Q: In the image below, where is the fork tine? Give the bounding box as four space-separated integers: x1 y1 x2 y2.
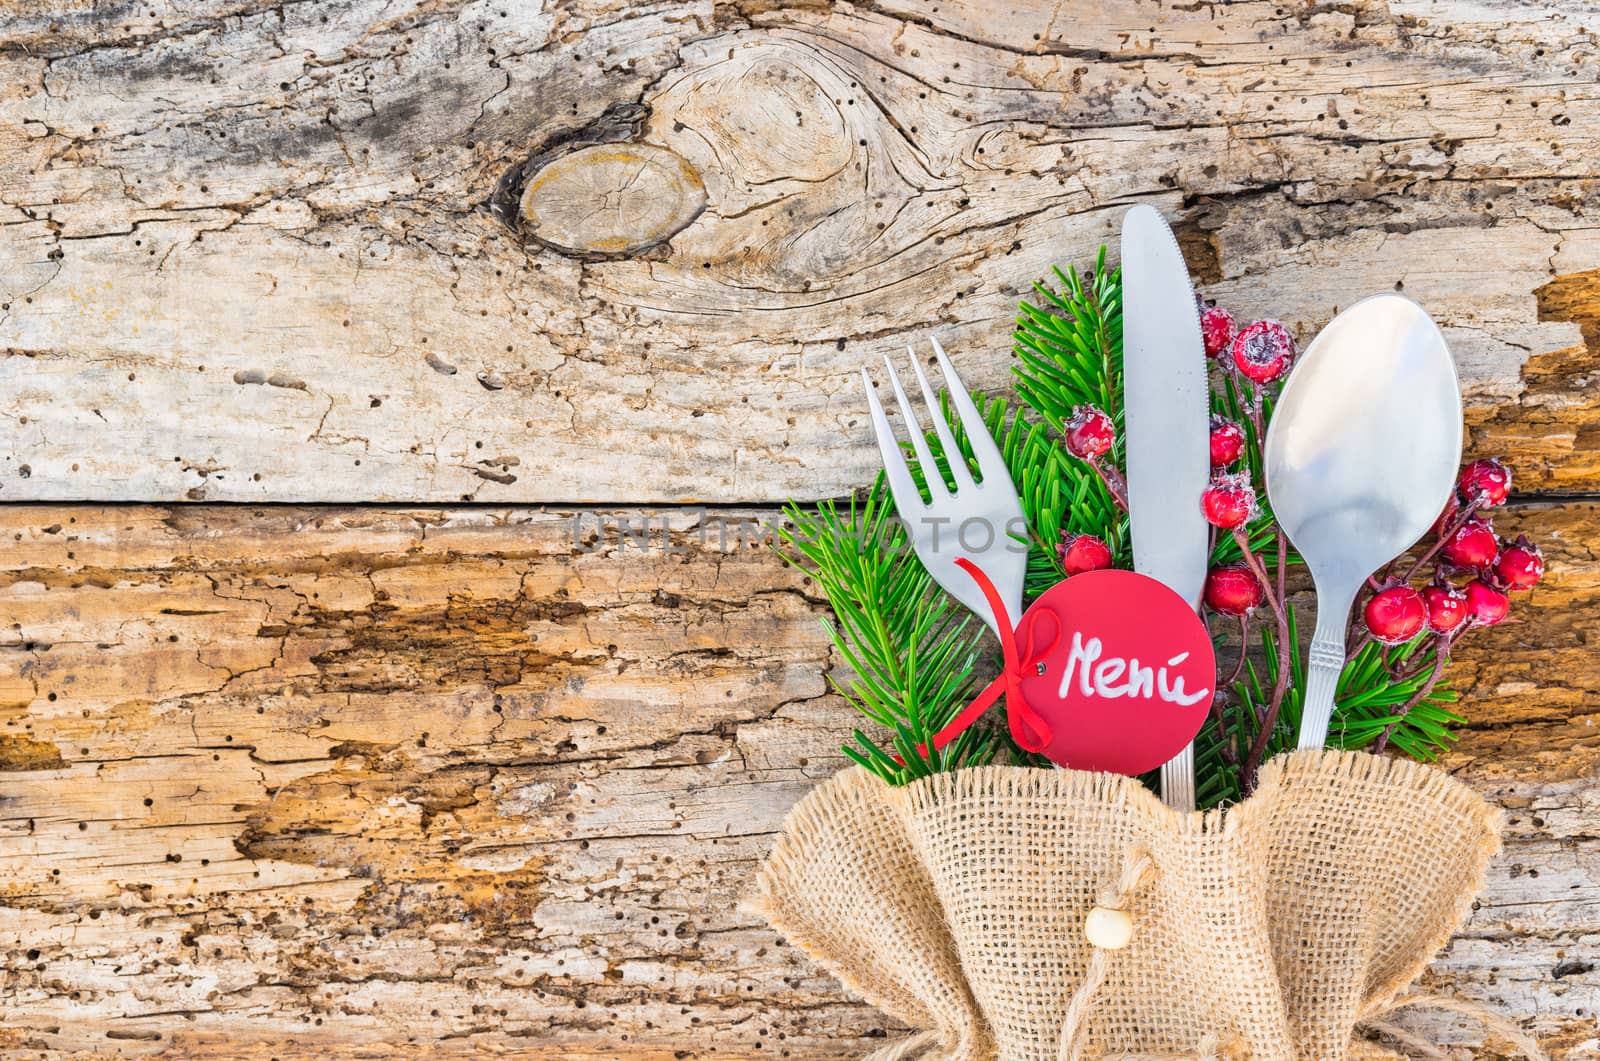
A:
861 367 926 518
882 353 948 500
908 346 975 492
930 337 1008 488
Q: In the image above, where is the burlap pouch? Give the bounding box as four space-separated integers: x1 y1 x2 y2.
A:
752 749 1535 1061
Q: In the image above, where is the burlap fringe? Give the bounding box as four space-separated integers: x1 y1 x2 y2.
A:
753 749 1538 1061
1360 993 1548 1059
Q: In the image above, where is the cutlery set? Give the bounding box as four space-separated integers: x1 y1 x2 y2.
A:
860 206 1463 809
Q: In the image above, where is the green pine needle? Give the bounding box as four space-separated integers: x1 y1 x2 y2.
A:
776 481 1000 784
779 250 1463 799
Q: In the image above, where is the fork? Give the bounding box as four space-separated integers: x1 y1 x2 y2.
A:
861 337 1028 643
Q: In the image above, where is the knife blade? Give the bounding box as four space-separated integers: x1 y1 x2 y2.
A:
1121 204 1212 811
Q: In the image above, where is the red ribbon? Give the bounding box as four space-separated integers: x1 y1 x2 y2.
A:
922 557 1062 756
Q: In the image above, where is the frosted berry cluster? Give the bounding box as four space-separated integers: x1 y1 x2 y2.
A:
1359 457 1540 646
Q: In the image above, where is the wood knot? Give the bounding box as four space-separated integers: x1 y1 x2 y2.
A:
519 144 706 258
492 103 706 261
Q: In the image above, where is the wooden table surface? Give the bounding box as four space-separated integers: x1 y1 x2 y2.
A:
1 1 1597 1057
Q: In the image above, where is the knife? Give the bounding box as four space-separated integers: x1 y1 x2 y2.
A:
1120 205 1212 812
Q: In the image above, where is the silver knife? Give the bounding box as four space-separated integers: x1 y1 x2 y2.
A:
1121 205 1212 812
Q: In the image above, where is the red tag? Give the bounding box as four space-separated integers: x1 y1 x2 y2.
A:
1018 569 1214 775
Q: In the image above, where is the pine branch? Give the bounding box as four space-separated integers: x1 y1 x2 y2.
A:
776 482 1000 784
779 249 1467 799
1011 253 1129 569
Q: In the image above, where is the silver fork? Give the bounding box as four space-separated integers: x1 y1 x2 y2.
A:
861 337 1027 641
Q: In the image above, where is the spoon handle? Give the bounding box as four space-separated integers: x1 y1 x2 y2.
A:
1160 747 1194 812
1298 587 1354 749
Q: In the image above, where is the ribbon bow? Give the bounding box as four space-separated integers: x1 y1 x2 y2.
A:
924 557 1062 756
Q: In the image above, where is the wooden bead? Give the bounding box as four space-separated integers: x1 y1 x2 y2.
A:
1084 905 1134 950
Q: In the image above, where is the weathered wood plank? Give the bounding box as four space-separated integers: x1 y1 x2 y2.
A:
0 502 1594 1057
1 0 1597 502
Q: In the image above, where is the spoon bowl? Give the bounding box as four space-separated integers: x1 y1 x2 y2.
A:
1264 293 1462 749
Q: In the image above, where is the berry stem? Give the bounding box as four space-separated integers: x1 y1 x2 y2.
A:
1370 638 1452 755
1400 498 1482 585
1400 641 1441 683
1345 627 1372 663
1224 613 1251 689
1088 456 1129 511
1274 527 1287 630
1235 526 1293 795
1345 497 1483 662
1230 527 1282 617
1208 689 1240 766
1243 385 1271 456
1380 646 1416 682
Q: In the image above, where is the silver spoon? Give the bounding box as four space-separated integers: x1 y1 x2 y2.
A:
1264 293 1462 750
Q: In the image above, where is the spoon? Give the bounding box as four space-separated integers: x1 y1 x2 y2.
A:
1264 293 1462 750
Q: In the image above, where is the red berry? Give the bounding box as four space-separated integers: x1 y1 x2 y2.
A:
1200 305 1236 359
1209 416 1246 467
1204 564 1264 616
1059 533 1113 576
1364 585 1428 644
1441 519 1498 569
1200 472 1257 530
1064 405 1115 460
1420 584 1469 635
1464 579 1510 626
1230 320 1296 384
1494 537 1544 591
1459 458 1512 507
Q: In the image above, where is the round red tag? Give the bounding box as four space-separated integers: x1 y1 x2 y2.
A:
1015 568 1215 775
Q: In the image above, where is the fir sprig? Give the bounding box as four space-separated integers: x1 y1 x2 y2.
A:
781 250 1469 807
777 483 999 784
1010 251 1129 570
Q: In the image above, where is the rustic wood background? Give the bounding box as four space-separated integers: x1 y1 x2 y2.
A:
1 0 1597 1057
